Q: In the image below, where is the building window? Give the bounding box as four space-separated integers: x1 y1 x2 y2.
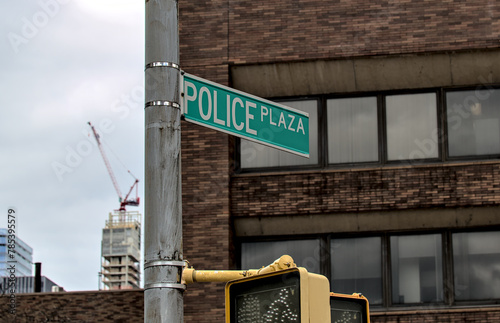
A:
385 93 438 161
390 234 443 304
452 231 500 301
446 89 500 157
327 97 379 164
240 230 500 308
241 239 321 274
238 86 500 172
331 237 383 305
239 100 318 169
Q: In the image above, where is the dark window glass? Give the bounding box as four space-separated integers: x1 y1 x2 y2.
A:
453 231 500 301
447 89 500 157
391 234 443 304
386 93 438 161
331 237 383 305
327 97 379 164
241 239 321 274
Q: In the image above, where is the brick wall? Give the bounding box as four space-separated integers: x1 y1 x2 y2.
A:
0 290 143 323
181 121 233 322
181 0 500 67
231 162 500 217
179 0 229 69
228 0 500 64
179 1 233 321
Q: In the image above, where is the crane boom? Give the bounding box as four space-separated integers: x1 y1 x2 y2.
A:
88 121 123 199
88 122 140 212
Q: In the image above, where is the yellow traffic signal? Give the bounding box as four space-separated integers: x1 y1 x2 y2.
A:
225 267 331 323
330 292 370 323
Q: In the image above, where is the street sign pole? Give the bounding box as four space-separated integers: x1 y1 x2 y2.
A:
145 0 184 322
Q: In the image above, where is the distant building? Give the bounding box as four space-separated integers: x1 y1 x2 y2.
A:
0 228 33 277
0 229 63 294
100 211 141 290
0 276 64 294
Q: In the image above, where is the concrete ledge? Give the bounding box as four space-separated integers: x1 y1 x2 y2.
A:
231 49 500 97
234 206 500 237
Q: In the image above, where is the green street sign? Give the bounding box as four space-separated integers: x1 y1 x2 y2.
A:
181 73 309 157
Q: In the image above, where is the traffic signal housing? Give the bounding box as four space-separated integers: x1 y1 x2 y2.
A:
330 292 370 323
225 267 331 322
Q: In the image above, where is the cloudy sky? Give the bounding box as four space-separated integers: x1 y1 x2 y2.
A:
1 1 146 291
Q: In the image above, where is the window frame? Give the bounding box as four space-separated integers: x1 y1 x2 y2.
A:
444 86 500 161
240 237 323 275
235 86 500 173
325 94 383 166
383 90 442 164
450 229 500 303
237 227 500 310
388 232 445 306
330 235 384 305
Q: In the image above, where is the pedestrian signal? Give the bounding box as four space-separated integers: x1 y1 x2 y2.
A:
225 267 330 323
330 292 370 323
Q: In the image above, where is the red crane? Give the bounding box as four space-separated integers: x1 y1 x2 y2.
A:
88 122 140 212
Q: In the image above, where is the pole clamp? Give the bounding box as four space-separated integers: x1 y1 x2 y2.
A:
144 282 186 290
144 260 186 269
145 61 180 71
144 260 187 290
145 100 180 109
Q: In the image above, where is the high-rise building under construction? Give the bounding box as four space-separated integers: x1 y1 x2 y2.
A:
88 122 142 290
100 210 141 290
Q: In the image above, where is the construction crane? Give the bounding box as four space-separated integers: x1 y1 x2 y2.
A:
88 122 140 212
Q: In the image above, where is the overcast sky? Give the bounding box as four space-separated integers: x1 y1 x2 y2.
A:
1 1 145 291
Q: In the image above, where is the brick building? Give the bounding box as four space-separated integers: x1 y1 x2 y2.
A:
179 0 500 322
1 1 500 322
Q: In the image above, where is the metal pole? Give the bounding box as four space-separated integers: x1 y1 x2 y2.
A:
144 0 183 322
